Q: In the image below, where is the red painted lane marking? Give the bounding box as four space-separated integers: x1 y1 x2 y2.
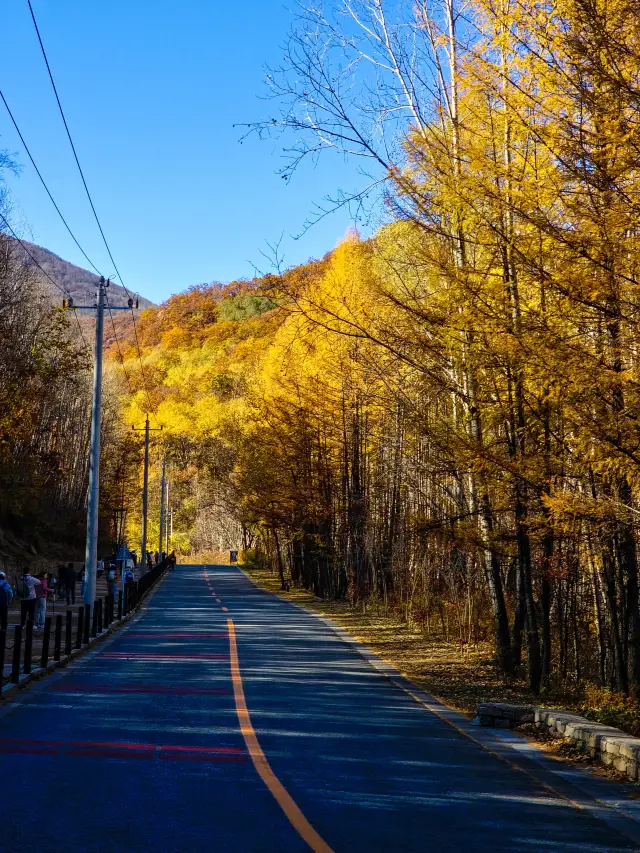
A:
69 749 157 760
159 754 247 763
126 633 227 638
160 745 244 754
100 652 228 660
0 737 68 747
70 740 158 751
49 683 231 696
0 746 60 755
0 737 246 759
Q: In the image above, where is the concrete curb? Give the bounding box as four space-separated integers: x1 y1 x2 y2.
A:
478 701 640 781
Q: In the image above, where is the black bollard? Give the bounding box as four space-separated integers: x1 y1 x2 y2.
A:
0 628 6 681
117 590 123 620
76 606 84 649
11 625 22 683
53 614 63 662
41 617 51 667
65 609 73 656
83 603 90 644
91 601 98 638
97 598 103 634
23 620 34 675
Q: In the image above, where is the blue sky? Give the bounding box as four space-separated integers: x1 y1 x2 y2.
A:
0 1 372 303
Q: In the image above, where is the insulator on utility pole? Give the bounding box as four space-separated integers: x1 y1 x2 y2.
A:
128 297 133 308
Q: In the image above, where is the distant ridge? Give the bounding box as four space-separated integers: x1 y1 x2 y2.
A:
15 240 155 309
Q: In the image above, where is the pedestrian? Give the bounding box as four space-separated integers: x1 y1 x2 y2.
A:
0 570 13 631
124 567 135 584
97 558 105 579
106 564 117 600
80 566 86 599
64 563 76 605
146 552 152 572
57 564 65 600
35 571 48 628
18 568 40 626
48 572 58 602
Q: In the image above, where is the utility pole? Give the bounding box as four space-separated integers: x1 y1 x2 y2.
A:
68 277 140 610
165 478 170 553
132 416 162 571
159 457 167 557
83 278 106 610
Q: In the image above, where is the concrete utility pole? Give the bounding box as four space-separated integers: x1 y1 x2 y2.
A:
83 278 106 610
165 478 170 553
69 277 141 610
132 416 162 571
159 457 167 557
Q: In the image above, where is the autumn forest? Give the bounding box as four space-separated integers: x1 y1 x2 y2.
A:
5 0 640 707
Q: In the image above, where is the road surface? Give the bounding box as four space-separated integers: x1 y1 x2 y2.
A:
0 564 638 852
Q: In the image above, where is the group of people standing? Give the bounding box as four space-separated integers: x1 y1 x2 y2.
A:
0 551 176 634
0 558 137 634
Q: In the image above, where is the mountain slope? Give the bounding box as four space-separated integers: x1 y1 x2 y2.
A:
16 240 155 309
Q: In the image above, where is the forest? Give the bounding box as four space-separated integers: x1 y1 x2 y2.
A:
118 0 640 701
4 0 640 706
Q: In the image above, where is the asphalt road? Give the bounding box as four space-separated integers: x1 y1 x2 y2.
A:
0 564 638 852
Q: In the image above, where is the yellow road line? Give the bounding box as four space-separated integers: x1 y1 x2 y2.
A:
227 618 334 853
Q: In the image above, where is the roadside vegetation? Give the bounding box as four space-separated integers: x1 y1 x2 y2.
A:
114 0 640 732
4 0 640 734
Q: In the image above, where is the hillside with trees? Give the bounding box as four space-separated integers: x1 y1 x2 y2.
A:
116 0 640 708
15 240 155 310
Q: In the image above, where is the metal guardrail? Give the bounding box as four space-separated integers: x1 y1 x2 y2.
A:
1 558 173 688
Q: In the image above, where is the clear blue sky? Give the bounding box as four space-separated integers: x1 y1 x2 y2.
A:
0 1 370 303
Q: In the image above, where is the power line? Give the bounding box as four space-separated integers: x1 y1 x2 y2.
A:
104 290 135 397
0 211 93 358
0 87 102 276
0 83 144 399
26 0 153 412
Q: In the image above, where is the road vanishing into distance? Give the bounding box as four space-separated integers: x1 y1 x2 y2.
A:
1 565 640 852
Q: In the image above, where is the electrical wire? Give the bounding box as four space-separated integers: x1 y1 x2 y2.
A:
104 290 136 397
0 87 102 277
26 0 153 412
0 211 93 358
1 81 146 400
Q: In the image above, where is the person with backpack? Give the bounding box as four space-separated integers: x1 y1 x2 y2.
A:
0 571 13 631
124 567 135 584
34 571 48 629
18 569 40 626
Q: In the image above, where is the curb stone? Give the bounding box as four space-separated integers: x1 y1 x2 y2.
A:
478 701 640 783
